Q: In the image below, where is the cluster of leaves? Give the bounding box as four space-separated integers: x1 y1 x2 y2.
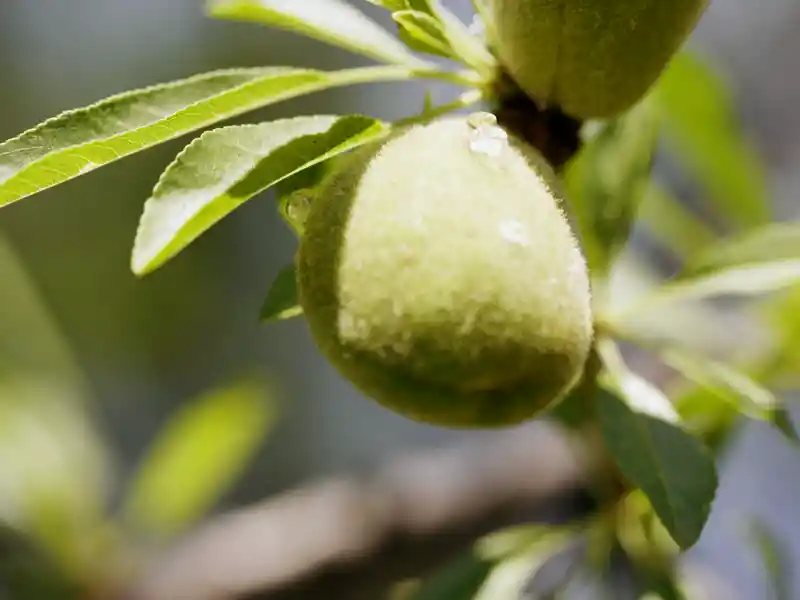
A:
0 1 798 599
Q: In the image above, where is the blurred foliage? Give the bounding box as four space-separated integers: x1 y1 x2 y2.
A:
0 1 798 599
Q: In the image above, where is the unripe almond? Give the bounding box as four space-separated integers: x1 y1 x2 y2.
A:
297 115 593 427
491 0 708 119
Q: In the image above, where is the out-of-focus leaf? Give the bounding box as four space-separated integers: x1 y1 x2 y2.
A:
659 347 798 444
655 52 770 228
122 380 278 539
207 0 428 67
565 93 661 275
0 65 418 207
745 518 792 600
597 388 718 549
475 525 580 600
686 221 800 275
0 237 85 389
408 552 494 600
261 264 302 323
637 185 718 263
132 115 387 275
0 380 112 577
615 260 800 324
759 286 800 388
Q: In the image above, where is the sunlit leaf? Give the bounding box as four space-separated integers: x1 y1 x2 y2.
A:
0 65 424 208
121 380 278 538
746 518 792 600
659 346 799 444
132 114 386 275
261 263 302 322
655 52 770 228
686 221 800 275
597 388 718 549
566 92 661 275
207 0 427 67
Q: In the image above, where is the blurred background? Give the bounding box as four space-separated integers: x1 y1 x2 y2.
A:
0 1 798 598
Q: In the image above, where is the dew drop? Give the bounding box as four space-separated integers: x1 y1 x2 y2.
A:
282 188 314 233
468 14 486 38
498 219 530 247
467 112 508 157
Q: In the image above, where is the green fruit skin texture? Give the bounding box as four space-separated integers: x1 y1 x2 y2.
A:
297 116 593 428
491 0 708 119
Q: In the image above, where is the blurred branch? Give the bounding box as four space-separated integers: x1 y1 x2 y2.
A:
126 421 601 600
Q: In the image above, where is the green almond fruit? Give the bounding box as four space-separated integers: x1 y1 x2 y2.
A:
491 0 709 119
297 114 593 428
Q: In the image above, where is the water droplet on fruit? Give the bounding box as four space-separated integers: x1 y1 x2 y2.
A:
468 14 486 38
467 112 507 157
282 189 314 233
498 219 529 247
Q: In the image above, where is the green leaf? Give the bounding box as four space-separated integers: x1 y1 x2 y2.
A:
686 221 800 275
615 260 800 323
597 389 718 549
746 518 792 600
565 92 661 275
659 347 799 444
394 10 455 59
207 0 428 68
132 115 387 275
402 0 495 75
121 379 278 538
475 525 580 600
597 338 680 423
363 0 408 11
655 52 770 228
408 553 494 600
261 263 302 322
0 65 418 208
637 185 718 263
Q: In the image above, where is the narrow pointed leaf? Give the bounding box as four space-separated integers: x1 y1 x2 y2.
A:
686 221 800 275
394 10 455 59
364 0 408 10
659 347 799 444
207 0 427 67
132 115 387 275
597 339 680 423
565 93 661 274
597 389 718 549
260 263 302 323
655 52 770 228
0 65 415 207
122 380 277 538
403 0 495 73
